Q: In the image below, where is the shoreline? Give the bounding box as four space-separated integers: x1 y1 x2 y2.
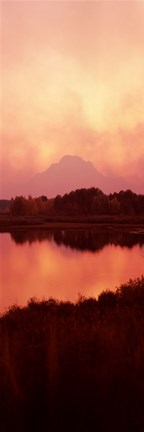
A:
1 215 144 232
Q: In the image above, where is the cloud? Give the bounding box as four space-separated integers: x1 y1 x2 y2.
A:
1 0 144 197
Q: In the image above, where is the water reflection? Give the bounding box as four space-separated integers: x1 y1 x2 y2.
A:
10 228 144 252
0 229 144 314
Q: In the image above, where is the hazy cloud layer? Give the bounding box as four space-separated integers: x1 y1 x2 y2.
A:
1 1 144 196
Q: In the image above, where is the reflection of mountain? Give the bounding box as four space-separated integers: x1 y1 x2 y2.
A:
10 229 144 252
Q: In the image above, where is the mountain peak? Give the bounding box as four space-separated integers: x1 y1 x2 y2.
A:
59 155 87 165
9 154 130 199
59 154 97 172
27 154 128 198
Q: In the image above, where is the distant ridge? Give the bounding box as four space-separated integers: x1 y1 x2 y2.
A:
26 155 128 198
2 155 143 199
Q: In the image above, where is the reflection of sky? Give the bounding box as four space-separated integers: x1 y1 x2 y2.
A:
0 233 144 314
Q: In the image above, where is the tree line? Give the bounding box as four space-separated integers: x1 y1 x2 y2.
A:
2 187 144 216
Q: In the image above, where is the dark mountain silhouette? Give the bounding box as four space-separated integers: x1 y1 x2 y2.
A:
26 155 129 197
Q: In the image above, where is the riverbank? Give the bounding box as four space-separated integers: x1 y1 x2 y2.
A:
0 277 144 431
1 214 144 232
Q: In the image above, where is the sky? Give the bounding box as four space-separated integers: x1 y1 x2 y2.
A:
1 0 144 197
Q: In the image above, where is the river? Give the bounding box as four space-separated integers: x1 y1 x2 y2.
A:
0 227 144 313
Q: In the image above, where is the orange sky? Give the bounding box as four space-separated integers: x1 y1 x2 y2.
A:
1 1 144 195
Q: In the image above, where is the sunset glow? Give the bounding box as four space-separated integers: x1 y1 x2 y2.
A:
1 4 144 428
1 233 144 314
1 1 144 196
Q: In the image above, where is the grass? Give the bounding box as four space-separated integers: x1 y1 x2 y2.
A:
0 214 144 233
0 277 144 431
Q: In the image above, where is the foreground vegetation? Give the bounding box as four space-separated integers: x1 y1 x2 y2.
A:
1 277 144 431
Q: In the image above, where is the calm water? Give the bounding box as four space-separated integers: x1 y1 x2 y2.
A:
0 228 144 314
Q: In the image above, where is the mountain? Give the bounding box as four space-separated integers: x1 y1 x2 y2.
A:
25 155 129 198
126 175 144 195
